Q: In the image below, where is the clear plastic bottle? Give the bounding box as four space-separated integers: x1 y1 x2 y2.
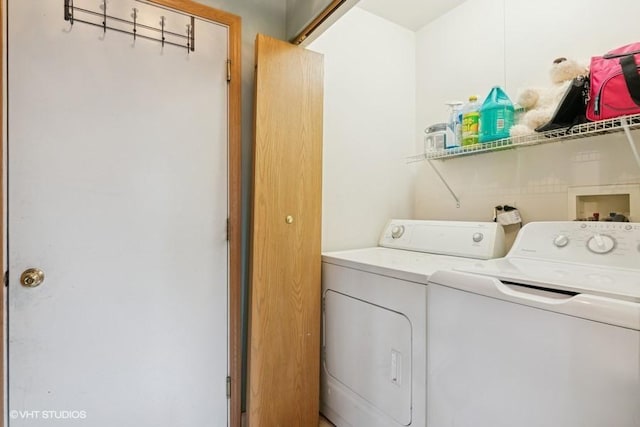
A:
445 101 464 148
461 96 480 146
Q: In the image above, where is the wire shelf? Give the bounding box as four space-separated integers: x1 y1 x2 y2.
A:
407 113 640 163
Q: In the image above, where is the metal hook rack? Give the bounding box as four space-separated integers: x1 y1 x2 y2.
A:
64 0 195 52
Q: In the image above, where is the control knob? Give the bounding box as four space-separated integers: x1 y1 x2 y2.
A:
586 234 616 254
553 235 569 248
391 225 405 239
472 232 484 243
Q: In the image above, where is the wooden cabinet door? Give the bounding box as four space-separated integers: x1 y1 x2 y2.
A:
248 34 324 427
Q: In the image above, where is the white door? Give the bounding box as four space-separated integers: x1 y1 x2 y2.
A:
7 1 229 426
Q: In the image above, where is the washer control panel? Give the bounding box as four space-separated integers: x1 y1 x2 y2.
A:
510 221 640 269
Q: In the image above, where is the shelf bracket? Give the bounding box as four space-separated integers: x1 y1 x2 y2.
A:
427 159 460 208
620 117 640 170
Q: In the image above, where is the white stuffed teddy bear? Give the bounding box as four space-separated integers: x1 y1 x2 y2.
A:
510 57 588 137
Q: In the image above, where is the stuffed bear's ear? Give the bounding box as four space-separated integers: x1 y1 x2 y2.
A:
553 57 567 64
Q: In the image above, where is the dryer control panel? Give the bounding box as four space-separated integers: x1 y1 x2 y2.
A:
509 221 640 270
379 220 506 260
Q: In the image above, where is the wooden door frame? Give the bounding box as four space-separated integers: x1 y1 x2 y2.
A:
0 1 242 426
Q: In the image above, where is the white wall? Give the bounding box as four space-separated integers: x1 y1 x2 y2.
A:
504 0 640 93
415 0 505 136
309 7 416 251
414 0 640 245
416 0 640 128
286 0 334 40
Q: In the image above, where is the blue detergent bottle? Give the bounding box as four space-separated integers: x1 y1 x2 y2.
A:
479 86 514 143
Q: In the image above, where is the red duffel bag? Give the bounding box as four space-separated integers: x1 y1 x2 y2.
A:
586 42 640 121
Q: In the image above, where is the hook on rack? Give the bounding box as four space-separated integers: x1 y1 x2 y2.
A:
64 0 74 24
131 8 138 41
100 0 107 34
160 16 165 48
186 24 191 53
185 17 196 53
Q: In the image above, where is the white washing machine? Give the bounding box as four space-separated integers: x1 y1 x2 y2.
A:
426 221 640 427
320 220 506 427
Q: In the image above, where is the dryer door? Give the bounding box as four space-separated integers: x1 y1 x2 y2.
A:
324 290 412 426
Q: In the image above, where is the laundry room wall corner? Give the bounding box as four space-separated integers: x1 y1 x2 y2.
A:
309 7 416 252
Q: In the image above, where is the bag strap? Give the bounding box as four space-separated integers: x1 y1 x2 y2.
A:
603 48 640 59
620 54 640 106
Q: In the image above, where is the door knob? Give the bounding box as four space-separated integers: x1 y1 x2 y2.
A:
20 268 45 288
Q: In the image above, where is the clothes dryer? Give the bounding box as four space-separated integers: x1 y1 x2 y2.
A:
321 220 505 427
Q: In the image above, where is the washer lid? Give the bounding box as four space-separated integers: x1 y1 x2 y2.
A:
458 257 640 302
322 247 485 284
